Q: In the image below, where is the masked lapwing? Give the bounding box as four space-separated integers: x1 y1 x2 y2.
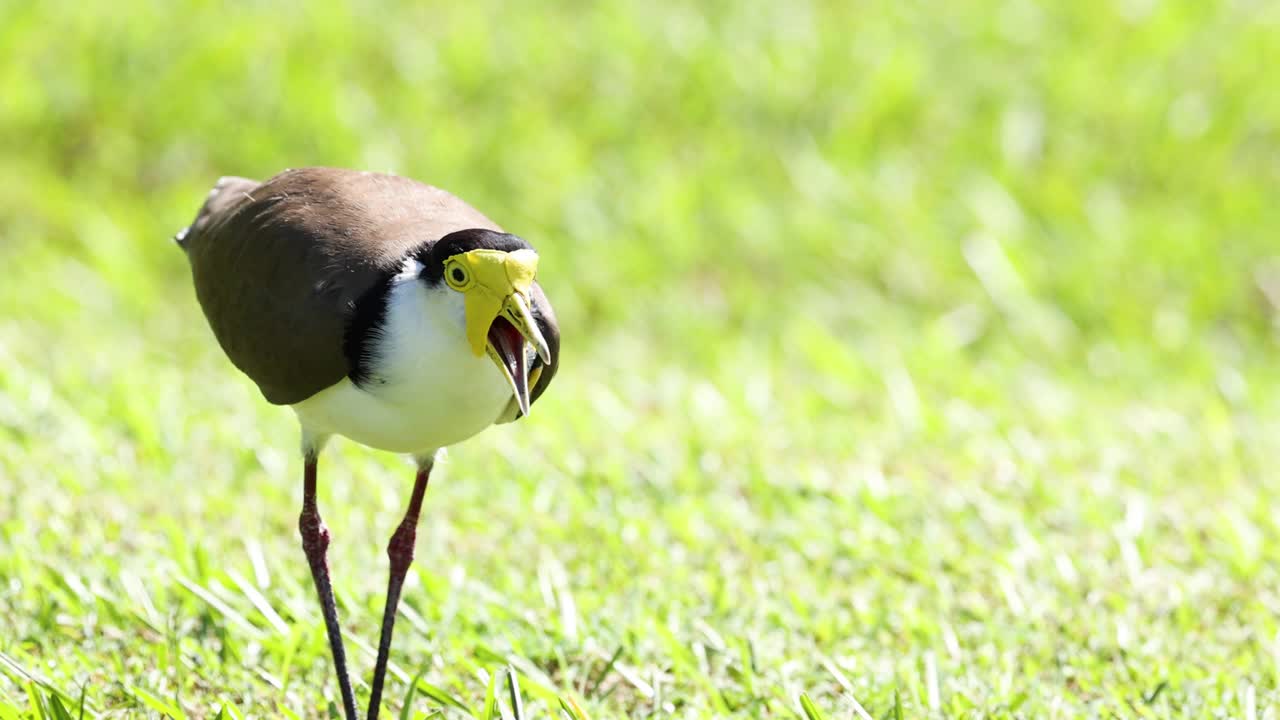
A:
175 167 559 720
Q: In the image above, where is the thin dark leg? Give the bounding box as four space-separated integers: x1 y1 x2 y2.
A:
299 452 359 720
366 459 434 720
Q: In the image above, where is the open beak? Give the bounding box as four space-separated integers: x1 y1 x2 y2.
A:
457 248 550 417
484 291 550 417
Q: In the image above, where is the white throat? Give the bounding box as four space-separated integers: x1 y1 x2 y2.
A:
292 260 515 454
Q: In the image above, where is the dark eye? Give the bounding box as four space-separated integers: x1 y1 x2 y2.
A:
450 267 466 284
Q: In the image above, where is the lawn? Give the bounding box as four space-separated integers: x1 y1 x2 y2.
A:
2 1 1279 717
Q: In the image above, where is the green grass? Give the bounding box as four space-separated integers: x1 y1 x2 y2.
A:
2 0 1279 717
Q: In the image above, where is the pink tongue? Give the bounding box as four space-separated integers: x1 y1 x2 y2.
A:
488 317 529 409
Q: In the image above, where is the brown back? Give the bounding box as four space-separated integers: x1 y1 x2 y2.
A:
179 167 502 405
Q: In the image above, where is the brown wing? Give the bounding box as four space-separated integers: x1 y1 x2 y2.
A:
178 167 502 405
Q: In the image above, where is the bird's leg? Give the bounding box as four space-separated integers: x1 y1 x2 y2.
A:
299 450 359 720
366 454 435 720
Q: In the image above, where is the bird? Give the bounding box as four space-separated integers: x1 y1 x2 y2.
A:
175 167 559 720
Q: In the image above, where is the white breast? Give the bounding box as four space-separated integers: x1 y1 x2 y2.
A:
292 266 514 455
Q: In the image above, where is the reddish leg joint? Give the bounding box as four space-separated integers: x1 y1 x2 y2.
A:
386 514 418 572
300 507 330 559
366 462 433 720
299 455 357 720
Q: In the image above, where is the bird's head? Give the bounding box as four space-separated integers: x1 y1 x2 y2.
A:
421 229 555 418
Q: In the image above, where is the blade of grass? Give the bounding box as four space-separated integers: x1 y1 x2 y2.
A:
227 569 289 635
25 683 45 720
584 646 622 698
399 667 425 720
126 685 185 720
557 695 590 720
48 694 74 720
2 656 84 714
412 677 473 716
797 693 826 720
173 574 264 638
506 666 524 720
482 669 499 720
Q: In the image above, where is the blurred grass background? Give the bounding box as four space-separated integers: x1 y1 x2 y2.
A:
2 0 1279 717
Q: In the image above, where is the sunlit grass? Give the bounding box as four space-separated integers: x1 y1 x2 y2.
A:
2 0 1279 717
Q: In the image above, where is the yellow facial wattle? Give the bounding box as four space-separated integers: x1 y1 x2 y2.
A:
442 248 549 364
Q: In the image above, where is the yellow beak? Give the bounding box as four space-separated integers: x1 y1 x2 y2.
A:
450 248 551 416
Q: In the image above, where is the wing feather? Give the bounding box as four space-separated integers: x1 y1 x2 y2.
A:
179 167 502 405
